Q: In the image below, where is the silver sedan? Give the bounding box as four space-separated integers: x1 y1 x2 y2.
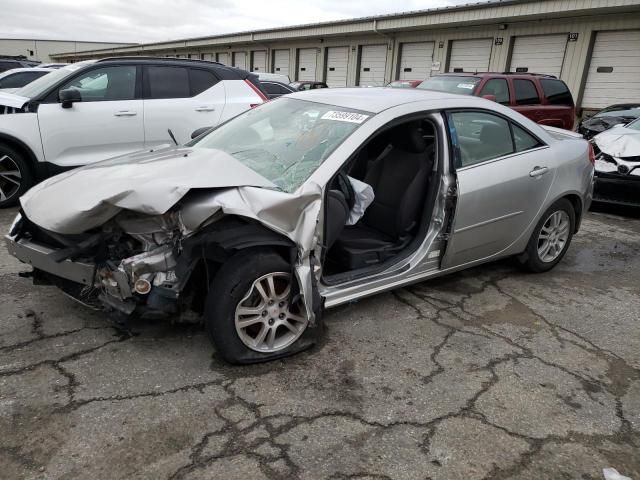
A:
6 88 594 364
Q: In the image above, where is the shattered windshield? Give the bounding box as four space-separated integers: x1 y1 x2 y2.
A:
191 98 371 192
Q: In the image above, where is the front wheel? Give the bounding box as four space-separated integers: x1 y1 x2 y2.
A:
518 199 575 273
0 144 33 208
204 249 321 364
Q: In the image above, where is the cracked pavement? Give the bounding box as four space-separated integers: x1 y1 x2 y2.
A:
0 206 638 480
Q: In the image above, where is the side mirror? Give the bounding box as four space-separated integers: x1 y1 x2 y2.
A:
59 89 81 109
482 94 497 102
191 126 213 139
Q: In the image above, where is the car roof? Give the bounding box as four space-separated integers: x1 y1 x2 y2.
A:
287 87 473 113
434 72 558 79
2 67 51 73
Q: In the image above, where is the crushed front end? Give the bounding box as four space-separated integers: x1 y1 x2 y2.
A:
593 151 640 207
5 210 189 318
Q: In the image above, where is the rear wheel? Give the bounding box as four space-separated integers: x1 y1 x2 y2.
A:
0 144 33 208
518 199 575 273
204 249 321 364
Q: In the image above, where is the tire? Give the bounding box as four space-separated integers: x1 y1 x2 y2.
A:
204 249 323 364
0 144 33 208
518 198 575 273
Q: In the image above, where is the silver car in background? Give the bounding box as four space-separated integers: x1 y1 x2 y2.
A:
6 88 594 364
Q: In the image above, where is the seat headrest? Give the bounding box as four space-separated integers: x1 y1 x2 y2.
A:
390 121 427 153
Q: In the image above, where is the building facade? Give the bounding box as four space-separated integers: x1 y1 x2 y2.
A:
0 39 133 63
49 0 640 112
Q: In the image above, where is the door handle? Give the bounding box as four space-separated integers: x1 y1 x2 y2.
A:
114 111 137 116
195 106 216 112
529 166 549 177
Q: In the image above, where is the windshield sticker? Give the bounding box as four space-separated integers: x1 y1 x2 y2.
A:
457 83 476 90
321 111 369 124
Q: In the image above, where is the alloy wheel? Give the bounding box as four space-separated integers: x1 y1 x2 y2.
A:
0 154 22 202
234 272 308 353
537 210 570 263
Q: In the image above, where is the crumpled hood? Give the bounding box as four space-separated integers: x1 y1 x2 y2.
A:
0 91 30 109
20 146 277 234
582 115 630 133
594 126 640 158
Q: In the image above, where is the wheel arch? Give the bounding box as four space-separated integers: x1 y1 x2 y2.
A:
175 217 297 311
0 132 41 179
561 193 583 233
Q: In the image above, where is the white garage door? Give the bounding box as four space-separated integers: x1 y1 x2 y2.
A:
233 52 247 70
297 48 317 81
201 53 214 61
510 34 567 77
273 49 290 77
325 46 349 87
216 52 229 65
252 51 267 72
448 39 492 73
358 45 387 86
583 30 640 109
399 42 435 80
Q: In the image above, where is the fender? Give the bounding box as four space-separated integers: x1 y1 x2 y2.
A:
0 132 48 179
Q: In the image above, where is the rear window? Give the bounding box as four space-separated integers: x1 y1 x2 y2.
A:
513 79 540 106
540 79 574 106
418 76 481 95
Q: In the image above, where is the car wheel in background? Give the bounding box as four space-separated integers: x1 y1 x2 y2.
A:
0 144 32 208
518 198 575 273
204 249 322 364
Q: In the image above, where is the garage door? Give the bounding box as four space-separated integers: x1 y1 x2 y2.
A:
399 42 434 80
273 49 290 77
448 39 492 73
325 46 349 87
582 30 640 109
216 52 229 65
297 48 317 81
509 34 567 77
233 52 247 70
252 51 267 72
201 53 214 61
358 45 387 86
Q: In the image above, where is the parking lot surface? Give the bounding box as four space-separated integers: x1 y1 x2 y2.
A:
1 205 639 480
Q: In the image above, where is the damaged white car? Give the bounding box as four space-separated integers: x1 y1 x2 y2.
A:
6 89 594 364
592 117 640 206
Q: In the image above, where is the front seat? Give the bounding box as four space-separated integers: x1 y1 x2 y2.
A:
333 122 434 270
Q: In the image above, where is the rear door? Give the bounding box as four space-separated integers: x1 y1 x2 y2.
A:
142 65 223 147
37 64 144 167
441 110 556 267
510 78 544 123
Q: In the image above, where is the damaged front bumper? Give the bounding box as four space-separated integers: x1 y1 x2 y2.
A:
593 154 640 206
5 215 183 316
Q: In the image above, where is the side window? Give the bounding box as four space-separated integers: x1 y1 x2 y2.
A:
60 66 137 101
145 66 189 99
513 79 540 105
512 124 542 152
261 82 279 95
0 71 45 89
478 79 510 104
448 111 514 167
189 68 219 96
540 79 574 106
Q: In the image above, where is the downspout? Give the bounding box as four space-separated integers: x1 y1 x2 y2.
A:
372 19 395 84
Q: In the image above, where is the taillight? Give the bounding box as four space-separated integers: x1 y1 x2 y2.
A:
587 142 596 165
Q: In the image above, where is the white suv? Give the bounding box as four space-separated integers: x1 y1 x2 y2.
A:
0 57 268 206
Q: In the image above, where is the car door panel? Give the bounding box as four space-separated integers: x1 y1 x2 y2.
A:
142 66 224 147
442 110 556 267
37 65 143 167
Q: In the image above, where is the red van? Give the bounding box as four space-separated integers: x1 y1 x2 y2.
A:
418 73 575 130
